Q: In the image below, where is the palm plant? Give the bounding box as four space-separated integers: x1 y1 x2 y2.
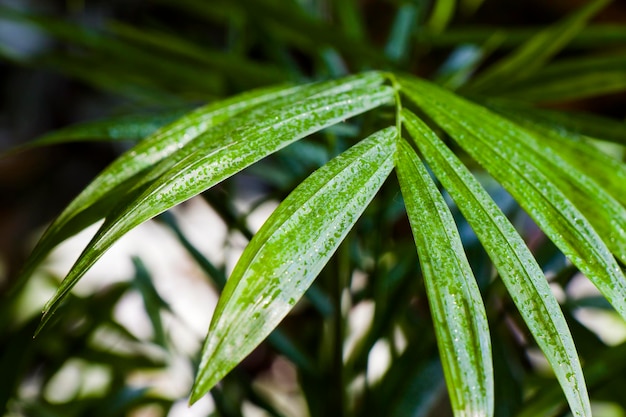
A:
2 0 626 416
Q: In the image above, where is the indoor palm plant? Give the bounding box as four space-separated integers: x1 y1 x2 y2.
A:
2 0 626 416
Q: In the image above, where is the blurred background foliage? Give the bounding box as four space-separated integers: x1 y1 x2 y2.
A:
1 0 626 416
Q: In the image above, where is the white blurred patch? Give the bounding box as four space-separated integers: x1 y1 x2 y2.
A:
366 339 392 385
343 300 375 361
568 273 626 346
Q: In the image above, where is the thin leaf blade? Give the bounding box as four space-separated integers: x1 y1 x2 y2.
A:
37 84 394 333
22 71 387 284
399 76 626 322
18 83 298 282
465 0 609 93
396 138 493 417
190 126 397 402
402 109 590 417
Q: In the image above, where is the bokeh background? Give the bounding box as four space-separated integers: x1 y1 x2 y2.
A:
1 1 626 416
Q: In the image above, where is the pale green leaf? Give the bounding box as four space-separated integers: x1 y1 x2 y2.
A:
36 82 394 333
190 127 397 403
465 0 609 93
399 76 626 322
396 138 492 417
402 110 590 417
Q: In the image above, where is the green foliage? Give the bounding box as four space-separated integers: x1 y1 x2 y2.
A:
2 0 626 416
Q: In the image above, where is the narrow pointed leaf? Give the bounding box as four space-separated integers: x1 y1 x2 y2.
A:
465 0 609 93
488 53 626 101
479 110 626 265
19 83 298 281
108 21 288 86
37 84 394 333
190 127 397 403
396 139 492 417
403 110 590 417
4 108 189 155
490 109 626 208
399 76 626 322
23 71 387 284
458 106 626 265
481 98 626 146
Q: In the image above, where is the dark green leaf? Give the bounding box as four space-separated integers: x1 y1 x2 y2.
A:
465 0 609 93
414 24 626 50
20 109 190 148
482 98 626 146
494 71 626 102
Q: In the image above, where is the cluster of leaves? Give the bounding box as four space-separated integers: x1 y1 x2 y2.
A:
3 0 626 416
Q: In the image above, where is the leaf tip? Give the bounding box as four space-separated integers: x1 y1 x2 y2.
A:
33 310 51 338
188 376 211 406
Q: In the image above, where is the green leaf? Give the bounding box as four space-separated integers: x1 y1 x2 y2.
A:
36 81 394 334
334 0 366 40
385 2 420 62
481 98 626 146
160 0 388 68
434 33 504 90
0 5 226 96
21 72 386 283
465 0 609 93
18 83 298 284
399 76 626 322
108 21 288 87
414 24 626 50
494 71 626 102
395 138 492 417
490 53 626 102
468 115 626 266
18 108 190 148
402 109 591 417
460 0 485 15
19 74 372 291
190 126 397 403
427 0 456 33
483 107 626 263
489 106 626 208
